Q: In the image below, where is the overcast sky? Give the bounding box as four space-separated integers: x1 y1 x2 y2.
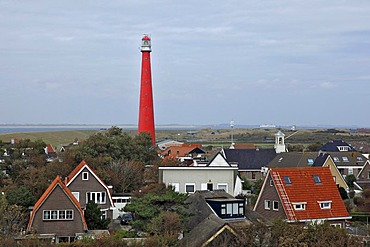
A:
1 1 370 127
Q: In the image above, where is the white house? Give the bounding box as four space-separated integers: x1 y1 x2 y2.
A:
159 152 242 196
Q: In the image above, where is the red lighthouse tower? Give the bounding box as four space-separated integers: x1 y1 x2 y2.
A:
138 35 156 145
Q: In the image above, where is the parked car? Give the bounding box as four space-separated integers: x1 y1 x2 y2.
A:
120 213 133 225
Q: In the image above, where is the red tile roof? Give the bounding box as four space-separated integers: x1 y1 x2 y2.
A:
161 144 203 159
27 176 88 232
269 167 349 222
65 160 88 184
46 144 56 153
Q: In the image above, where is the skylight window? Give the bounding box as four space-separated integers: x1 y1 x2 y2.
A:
333 157 339 162
307 158 314 165
283 176 291 185
357 156 363 162
313 175 321 184
342 157 349 162
278 157 283 162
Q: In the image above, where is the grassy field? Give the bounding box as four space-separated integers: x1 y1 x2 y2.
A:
0 127 369 149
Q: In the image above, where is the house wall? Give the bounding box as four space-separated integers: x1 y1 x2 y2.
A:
67 167 113 219
160 168 237 195
254 174 286 220
30 185 85 236
323 159 348 190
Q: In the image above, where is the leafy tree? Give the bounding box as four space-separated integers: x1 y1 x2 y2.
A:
124 184 189 233
85 201 110 230
0 194 27 236
346 174 357 189
338 186 348 200
5 186 36 208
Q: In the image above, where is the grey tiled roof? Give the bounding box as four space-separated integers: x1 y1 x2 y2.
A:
223 148 277 170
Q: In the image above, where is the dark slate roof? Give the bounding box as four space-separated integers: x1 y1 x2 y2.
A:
312 153 330 167
268 152 319 168
318 140 356 152
223 148 277 170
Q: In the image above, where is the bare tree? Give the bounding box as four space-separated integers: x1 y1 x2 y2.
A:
108 159 144 193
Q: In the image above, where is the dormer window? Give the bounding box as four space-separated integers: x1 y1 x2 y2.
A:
292 202 307 211
307 159 314 165
357 156 363 162
342 157 349 162
318 201 332 209
333 157 339 162
82 172 89 181
338 146 349 152
313 175 321 184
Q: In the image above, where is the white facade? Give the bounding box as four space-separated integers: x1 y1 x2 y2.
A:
159 153 241 196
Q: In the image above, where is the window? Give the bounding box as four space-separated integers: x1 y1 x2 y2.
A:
221 204 226 215
283 176 291 185
307 158 314 165
265 200 271 210
348 168 354 175
169 183 180 192
357 156 363 162
330 223 342 228
43 210 73 220
185 183 195 193
87 192 106 204
273 201 279 211
293 202 307 211
43 211 50 220
101 210 107 220
270 179 274 186
51 210 58 219
318 201 332 209
333 157 339 162
342 157 349 162
59 210 65 219
368 171 370 179
251 172 257 180
313 175 321 184
72 192 80 202
217 183 228 192
82 172 89 180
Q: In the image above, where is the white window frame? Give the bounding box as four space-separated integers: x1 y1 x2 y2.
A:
43 210 74 220
169 183 180 192
292 202 307 211
86 192 107 204
342 157 349 162
82 172 89 181
264 200 271 210
330 223 342 228
217 183 228 192
185 183 196 194
273 201 279 211
348 168 354 175
269 180 273 186
318 200 332 209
